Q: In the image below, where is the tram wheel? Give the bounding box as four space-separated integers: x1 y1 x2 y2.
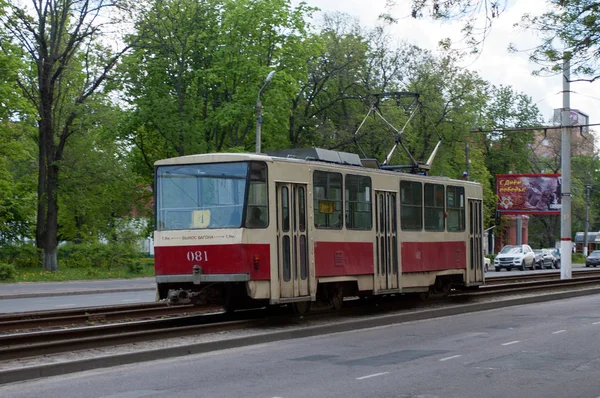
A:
292 301 311 315
223 285 240 313
331 284 344 310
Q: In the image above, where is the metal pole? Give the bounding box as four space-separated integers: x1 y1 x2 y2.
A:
255 71 275 154
255 99 262 154
516 216 522 245
584 181 590 256
465 141 469 180
560 54 572 279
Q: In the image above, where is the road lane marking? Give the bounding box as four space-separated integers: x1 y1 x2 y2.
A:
593 321 600 325
356 372 389 380
439 355 462 362
122 299 142 302
552 330 566 334
502 340 520 346
54 304 76 308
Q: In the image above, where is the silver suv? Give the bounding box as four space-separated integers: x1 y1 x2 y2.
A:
494 244 536 271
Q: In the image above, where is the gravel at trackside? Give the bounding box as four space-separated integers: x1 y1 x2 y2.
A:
1 285 599 372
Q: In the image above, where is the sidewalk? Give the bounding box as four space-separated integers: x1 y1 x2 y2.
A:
0 278 155 299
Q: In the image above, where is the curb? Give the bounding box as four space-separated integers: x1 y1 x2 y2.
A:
0 287 155 300
2 286 600 385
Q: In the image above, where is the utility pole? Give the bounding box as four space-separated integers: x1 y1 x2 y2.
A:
465 141 469 180
584 180 591 256
560 54 572 279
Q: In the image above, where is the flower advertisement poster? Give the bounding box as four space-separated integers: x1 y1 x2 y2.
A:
496 174 561 215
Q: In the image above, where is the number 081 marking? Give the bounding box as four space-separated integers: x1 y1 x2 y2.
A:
187 251 208 262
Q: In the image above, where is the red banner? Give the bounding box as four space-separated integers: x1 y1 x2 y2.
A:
496 174 561 215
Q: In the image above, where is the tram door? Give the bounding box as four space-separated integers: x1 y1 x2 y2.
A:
468 199 484 283
276 183 310 299
375 191 399 291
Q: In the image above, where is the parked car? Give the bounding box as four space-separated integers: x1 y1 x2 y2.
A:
543 248 560 269
484 257 491 272
550 248 561 269
585 250 600 267
494 244 536 271
534 249 555 269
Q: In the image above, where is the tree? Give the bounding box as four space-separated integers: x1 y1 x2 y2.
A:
520 1 600 81
0 21 37 243
122 0 315 179
0 0 138 270
404 0 600 81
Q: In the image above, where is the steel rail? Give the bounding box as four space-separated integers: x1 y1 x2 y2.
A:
3 276 600 362
484 269 600 285
0 303 225 333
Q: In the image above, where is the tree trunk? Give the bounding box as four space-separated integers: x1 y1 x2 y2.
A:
43 163 59 271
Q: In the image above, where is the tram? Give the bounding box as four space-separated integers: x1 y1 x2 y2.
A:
153 148 484 312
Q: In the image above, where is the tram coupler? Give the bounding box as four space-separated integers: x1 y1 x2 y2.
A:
167 289 198 305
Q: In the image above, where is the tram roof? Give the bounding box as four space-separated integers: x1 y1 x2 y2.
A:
154 151 480 186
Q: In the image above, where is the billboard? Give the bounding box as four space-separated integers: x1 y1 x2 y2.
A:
496 174 561 215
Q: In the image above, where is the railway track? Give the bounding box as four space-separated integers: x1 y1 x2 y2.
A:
0 302 222 332
484 268 600 285
4 275 600 362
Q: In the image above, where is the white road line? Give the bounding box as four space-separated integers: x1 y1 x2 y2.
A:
502 340 520 346
122 299 142 302
552 330 567 334
593 321 600 325
54 304 76 308
439 355 462 362
356 372 389 380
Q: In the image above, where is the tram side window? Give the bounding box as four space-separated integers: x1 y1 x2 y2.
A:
400 181 422 230
345 175 372 230
424 183 445 231
446 186 465 232
313 171 343 229
245 162 268 228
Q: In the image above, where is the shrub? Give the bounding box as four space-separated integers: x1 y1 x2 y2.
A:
58 242 144 269
0 244 41 268
0 262 16 280
126 259 144 274
573 253 585 263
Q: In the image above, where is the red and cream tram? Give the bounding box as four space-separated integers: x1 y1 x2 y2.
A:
154 148 484 312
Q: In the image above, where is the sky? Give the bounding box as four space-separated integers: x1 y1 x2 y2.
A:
300 0 600 127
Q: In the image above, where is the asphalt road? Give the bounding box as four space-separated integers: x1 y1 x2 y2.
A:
3 293 600 397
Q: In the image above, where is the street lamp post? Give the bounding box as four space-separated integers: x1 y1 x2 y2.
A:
256 70 275 154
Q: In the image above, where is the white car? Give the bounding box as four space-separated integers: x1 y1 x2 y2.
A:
494 244 536 271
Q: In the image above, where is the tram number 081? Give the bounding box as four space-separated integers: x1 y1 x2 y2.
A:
187 251 208 262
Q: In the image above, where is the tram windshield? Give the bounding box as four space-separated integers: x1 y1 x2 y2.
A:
156 161 267 230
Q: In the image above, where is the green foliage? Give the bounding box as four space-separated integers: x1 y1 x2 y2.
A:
0 244 40 268
58 242 142 269
0 262 16 280
519 0 600 81
8 265 155 282
573 252 586 263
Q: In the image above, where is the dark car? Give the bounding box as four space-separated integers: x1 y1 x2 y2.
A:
586 251 600 267
535 249 555 269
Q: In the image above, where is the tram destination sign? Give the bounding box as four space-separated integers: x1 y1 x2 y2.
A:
496 173 561 215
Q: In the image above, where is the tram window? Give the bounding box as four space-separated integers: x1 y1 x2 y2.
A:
400 181 422 231
245 162 268 228
298 187 306 232
447 186 465 232
345 175 372 230
282 186 290 232
313 171 343 229
424 183 445 231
